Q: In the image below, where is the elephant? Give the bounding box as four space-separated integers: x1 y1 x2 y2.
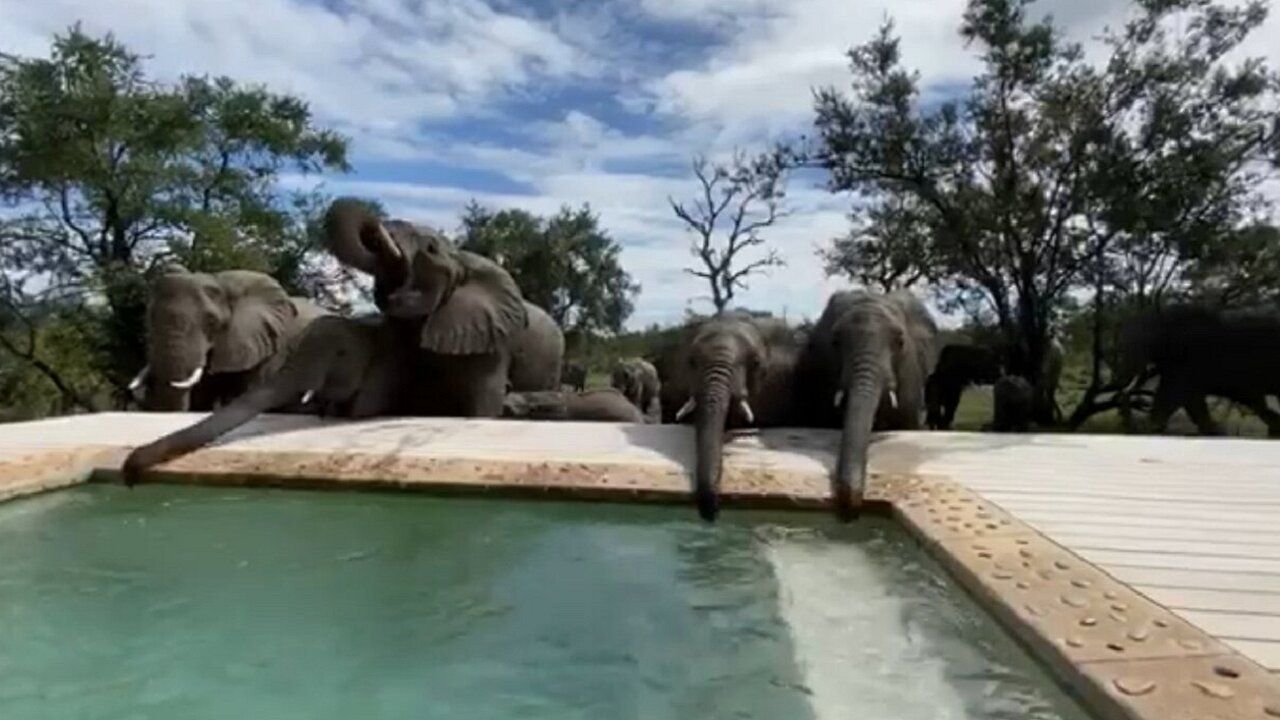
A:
658 312 803 521
1113 303 1280 436
501 388 644 423
129 268 327 412
560 361 587 392
322 199 564 417
797 290 938 520
987 375 1034 432
121 315 415 485
924 343 1002 430
610 357 661 422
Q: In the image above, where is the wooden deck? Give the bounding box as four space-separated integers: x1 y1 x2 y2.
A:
860 431 1280 674
0 413 1278 717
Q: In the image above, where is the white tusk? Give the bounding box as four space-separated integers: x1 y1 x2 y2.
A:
833 390 844 408
675 397 696 421
888 390 899 409
374 223 402 259
300 389 315 405
127 365 150 391
169 366 204 389
738 399 755 425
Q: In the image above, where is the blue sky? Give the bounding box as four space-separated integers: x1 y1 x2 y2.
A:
5 0 1278 329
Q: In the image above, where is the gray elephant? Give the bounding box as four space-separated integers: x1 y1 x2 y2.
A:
797 290 938 520
560 361 587 392
987 375 1034 432
658 312 802 521
924 343 1003 430
121 315 416 485
501 388 644 423
610 357 661 422
322 199 564 417
1113 303 1280 435
129 268 327 412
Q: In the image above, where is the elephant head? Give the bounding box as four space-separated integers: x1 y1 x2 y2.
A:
323 198 527 355
610 358 658 413
668 314 775 522
811 290 935 520
132 269 300 411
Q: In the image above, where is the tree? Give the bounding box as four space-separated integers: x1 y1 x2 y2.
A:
670 150 790 313
0 25 350 411
458 202 639 338
810 0 1280 426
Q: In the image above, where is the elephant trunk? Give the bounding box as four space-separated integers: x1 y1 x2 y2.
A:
323 198 400 276
122 360 323 486
692 359 736 522
833 356 885 522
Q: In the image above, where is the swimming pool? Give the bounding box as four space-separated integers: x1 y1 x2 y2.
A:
0 485 1092 719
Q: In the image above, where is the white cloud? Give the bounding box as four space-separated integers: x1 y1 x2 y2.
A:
0 0 593 136
10 0 1280 331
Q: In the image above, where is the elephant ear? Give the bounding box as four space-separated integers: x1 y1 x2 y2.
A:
208 271 298 373
419 251 527 355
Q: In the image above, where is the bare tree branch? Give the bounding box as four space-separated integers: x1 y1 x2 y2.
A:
670 150 790 312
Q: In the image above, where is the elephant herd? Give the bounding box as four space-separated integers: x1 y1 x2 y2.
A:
121 210 943 523
119 196 1278 522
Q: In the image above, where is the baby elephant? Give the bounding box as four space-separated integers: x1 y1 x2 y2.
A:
988 375 1034 432
121 315 414 485
501 388 644 423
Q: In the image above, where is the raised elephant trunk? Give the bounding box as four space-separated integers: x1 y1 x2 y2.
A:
833 356 886 521
322 198 402 276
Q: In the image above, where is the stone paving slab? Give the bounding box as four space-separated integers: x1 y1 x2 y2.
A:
0 411 1278 720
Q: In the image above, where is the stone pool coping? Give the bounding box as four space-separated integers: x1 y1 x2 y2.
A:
0 412 1277 719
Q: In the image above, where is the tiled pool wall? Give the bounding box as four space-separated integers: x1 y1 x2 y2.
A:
0 432 1277 720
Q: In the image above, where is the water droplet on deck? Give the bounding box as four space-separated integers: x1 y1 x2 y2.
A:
1024 604 1043 617
1061 595 1088 608
1113 677 1156 696
1065 636 1084 648
1054 560 1071 570
1016 581 1031 589
991 570 1014 580
1178 639 1202 650
1212 665 1239 679
1071 579 1091 588
1080 617 1097 627
1127 627 1149 642
1106 642 1124 652
1191 681 1234 699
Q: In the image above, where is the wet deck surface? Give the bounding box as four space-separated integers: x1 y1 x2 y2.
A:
1 412 1278 717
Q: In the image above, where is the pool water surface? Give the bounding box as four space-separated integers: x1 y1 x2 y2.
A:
0 485 1092 720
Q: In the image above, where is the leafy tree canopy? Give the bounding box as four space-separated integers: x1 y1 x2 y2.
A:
809 0 1280 423
0 24 350 410
458 201 640 338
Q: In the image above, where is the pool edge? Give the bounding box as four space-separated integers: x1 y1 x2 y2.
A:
0 435 1277 718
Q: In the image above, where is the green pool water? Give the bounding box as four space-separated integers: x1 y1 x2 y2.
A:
0 485 1092 720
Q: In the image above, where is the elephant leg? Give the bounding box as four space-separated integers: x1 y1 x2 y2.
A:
1146 381 1180 434
1182 395 1223 436
458 353 509 418
941 386 962 430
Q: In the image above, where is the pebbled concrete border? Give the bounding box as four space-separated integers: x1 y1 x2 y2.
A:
0 430 1277 719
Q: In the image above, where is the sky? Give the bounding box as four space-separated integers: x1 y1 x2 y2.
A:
3 0 1280 329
